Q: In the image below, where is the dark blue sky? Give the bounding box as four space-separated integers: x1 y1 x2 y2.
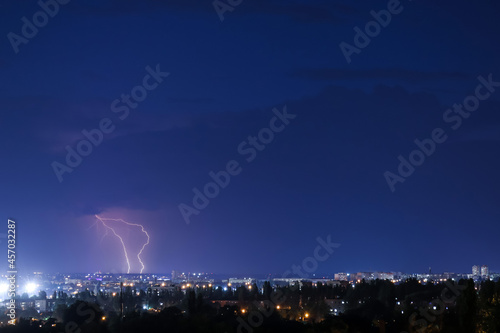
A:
1 0 500 275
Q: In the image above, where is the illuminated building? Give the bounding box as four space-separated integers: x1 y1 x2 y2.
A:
481 265 489 279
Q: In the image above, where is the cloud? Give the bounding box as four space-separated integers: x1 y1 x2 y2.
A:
0 95 195 153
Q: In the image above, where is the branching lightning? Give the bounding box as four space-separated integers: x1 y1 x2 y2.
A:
94 215 150 274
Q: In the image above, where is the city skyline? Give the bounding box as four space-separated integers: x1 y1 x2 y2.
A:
6 264 500 279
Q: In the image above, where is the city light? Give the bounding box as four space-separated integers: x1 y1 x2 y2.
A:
0 269 493 331
25 282 38 294
0 283 9 293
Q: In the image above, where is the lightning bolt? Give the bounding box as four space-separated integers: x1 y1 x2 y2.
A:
87 220 109 244
94 215 150 274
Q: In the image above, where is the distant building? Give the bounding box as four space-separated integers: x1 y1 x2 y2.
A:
490 273 500 281
372 272 394 280
349 272 394 281
481 265 489 279
355 272 370 281
228 278 254 285
171 270 189 282
19 299 35 311
35 300 47 312
472 265 480 276
334 273 348 281
273 278 301 287
324 280 342 287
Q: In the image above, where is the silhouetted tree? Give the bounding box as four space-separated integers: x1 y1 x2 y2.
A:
63 300 108 333
456 279 477 333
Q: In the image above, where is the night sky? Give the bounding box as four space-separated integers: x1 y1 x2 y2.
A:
1 0 499 275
